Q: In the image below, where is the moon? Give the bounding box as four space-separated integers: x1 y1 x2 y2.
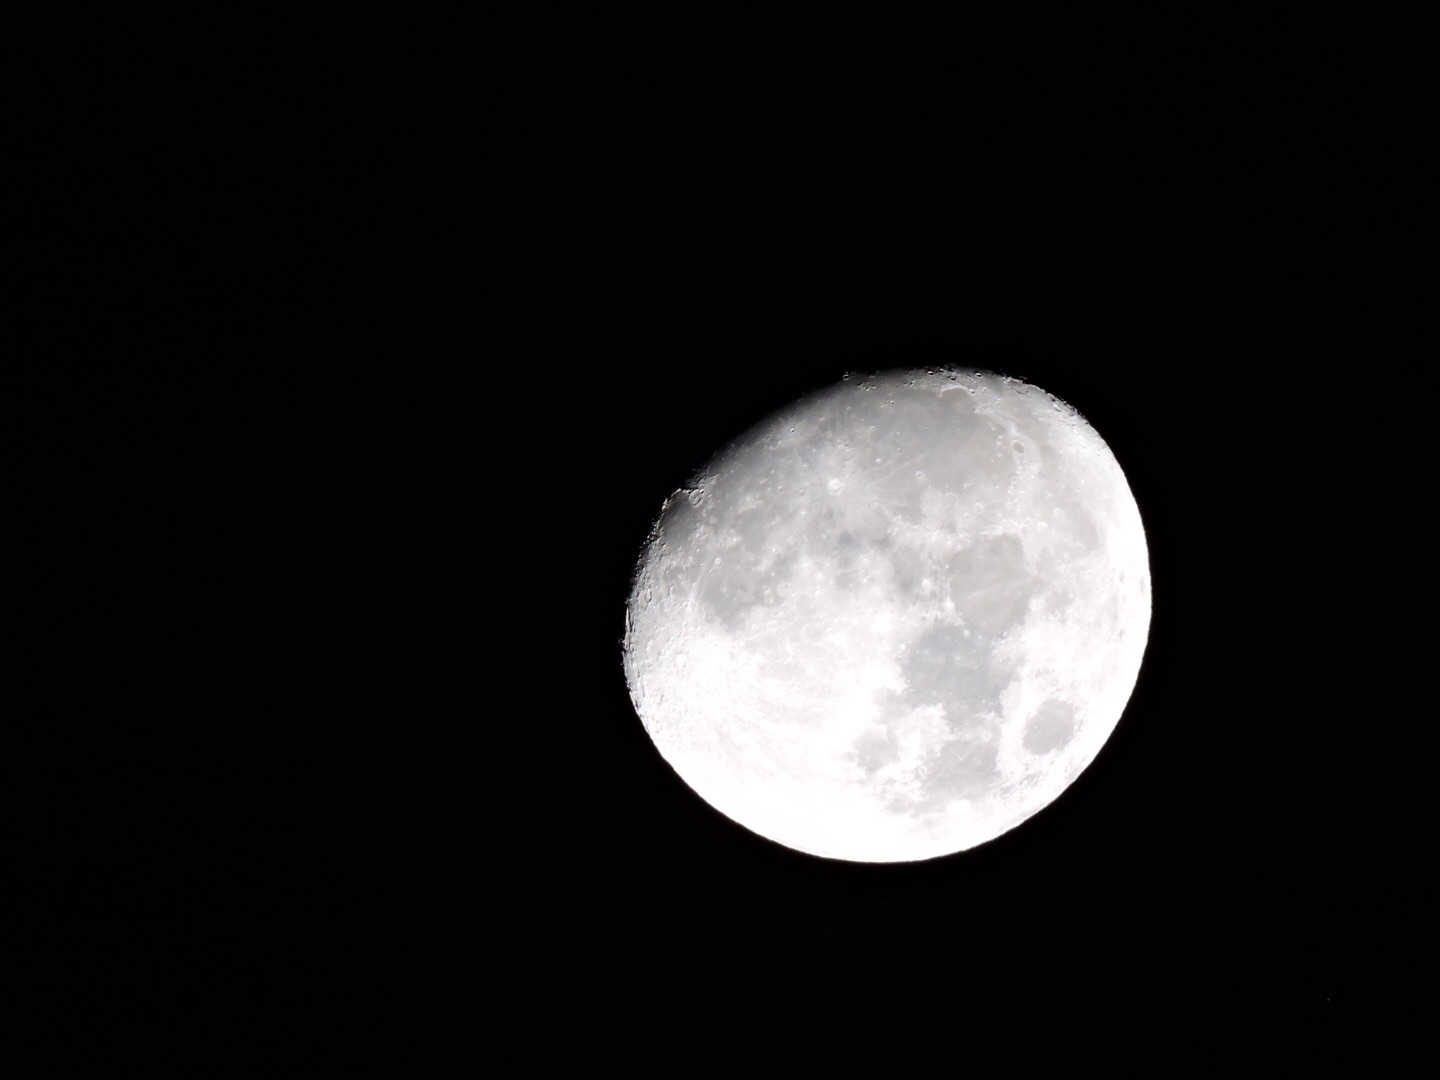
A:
623 368 1150 862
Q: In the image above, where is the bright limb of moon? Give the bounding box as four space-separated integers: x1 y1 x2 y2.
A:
623 368 1150 862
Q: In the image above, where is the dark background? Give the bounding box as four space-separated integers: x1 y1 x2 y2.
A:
9 8 1422 1072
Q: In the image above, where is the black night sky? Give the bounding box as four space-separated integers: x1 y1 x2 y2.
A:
10 9 1422 1073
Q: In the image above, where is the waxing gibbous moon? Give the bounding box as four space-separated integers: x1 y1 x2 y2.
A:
623 368 1150 862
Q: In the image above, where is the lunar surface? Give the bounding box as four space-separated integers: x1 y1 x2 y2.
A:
623 368 1150 862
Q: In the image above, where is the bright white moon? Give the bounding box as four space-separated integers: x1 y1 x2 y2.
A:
623 368 1150 862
